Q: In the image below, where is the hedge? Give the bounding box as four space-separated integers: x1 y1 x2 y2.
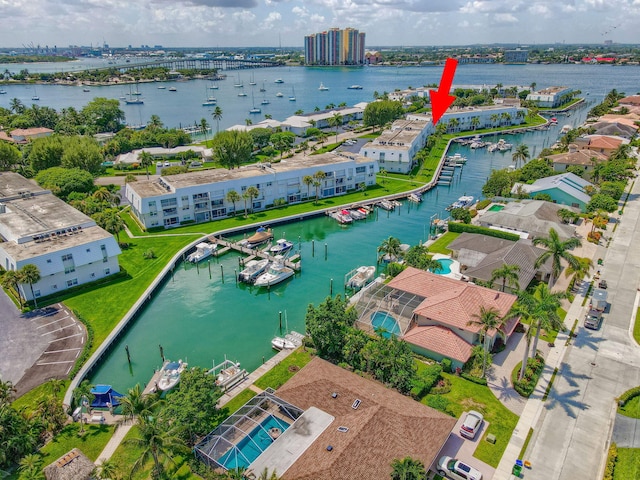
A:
447 222 521 241
460 372 488 385
603 443 617 480
411 363 443 399
617 386 640 407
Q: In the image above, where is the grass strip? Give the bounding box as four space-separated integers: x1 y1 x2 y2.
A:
542 367 559 401
518 427 534 460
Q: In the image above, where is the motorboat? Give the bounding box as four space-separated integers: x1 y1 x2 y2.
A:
0 89 7 94
271 336 296 351
446 195 475 211
377 200 395 211
550 117 558 124
215 361 246 389
254 261 295 287
348 85 363 89
446 153 467 164
157 86 166 89
157 359 187 392
348 209 365 220
82 87 90 92
318 82 329 91
187 242 217 263
347 265 376 289
275 92 284 97
239 258 270 283
250 106 261 114
269 239 294 255
168 87 177 92
560 125 572 134
330 210 353 224
408 192 422 203
238 90 247 97
241 227 273 248
274 78 284 84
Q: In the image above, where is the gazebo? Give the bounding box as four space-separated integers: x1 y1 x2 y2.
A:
90 384 124 408
44 448 95 480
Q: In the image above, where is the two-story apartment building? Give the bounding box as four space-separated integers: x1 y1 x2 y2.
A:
124 152 378 229
0 173 121 301
525 86 574 108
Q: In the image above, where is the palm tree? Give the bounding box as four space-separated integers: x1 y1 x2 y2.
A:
490 264 520 292
533 228 582 286
19 264 41 308
245 118 253 126
147 115 163 129
119 384 162 423
530 82 537 92
199 118 210 144
264 114 272 120
520 283 565 359
512 144 530 169
226 189 241 215
390 456 425 480
490 113 499 127
1 270 23 308
378 168 388 186
18 453 43 478
10 97 24 113
211 106 223 134
609 143 632 161
447 117 459 133
97 459 123 480
564 256 593 292
72 380 95 433
312 171 326 204
329 112 343 143
138 151 154 180
127 416 187 480
256 468 280 480
508 299 538 380
501 112 512 126
377 236 402 263
245 186 260 214
467 306 503 378
470 116 481 131
302 175 314 199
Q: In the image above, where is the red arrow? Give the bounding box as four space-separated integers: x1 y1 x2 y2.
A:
429 58 458 126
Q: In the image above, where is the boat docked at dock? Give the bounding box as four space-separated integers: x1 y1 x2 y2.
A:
209 359 246 391
254 260 295 287
346 265 376 289
446 153 467 164
329 210 354 224
187 242 217 263
446 195 475 211
157 359 187 392
239 227 273 248
238 258 270 283
408 192 422 203
269 239 294 255
377 199 395 211
271 336 296 350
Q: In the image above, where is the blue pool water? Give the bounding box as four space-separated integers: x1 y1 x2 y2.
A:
432 258 453 275
370 311 401 338
218 416 291 470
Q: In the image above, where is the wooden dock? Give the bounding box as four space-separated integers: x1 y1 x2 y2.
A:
210 237 301 271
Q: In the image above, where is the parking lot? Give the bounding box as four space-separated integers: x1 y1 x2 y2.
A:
430 414 496 479
0 298 86 397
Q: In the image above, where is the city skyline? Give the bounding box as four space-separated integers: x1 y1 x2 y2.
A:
1 0 639 49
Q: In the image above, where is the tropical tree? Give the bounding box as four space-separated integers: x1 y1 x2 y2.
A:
390 456 425 480
490 264 520 292
533 228 582 286
19 264 41 308
1 270 23 308
10 97 25 113
467 306 503 377
512 144 530 169
256 467 280 480
564 256 594 292
302 175 314 199
379 168 388 185
97 459 124 480
211 130 253 169
18 453 44 480
328 112 343 143
226 189 241 215
72 380 95 433
93 208 125 242
470 116 481 131
313 170 326 204
199 118 210 144
245 118 253 126
245 186 260 214
447 117 459 133
424 257 444 273
211 106 223 133
138 150 154 180
377 236 402 263
147 114 164 129
509 299 538 381
519 283 564 359
490 113 499 127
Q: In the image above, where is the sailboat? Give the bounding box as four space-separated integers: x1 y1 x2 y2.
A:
249 92 261 114
271 311 304 351
249 73 256 86
238 87 247 97
31 87 40 101
234 73 243 88
124 84 143 104
288 86 296 102
259 82 266 93
261 93 270 105
209 81 219 90
202 87 216 106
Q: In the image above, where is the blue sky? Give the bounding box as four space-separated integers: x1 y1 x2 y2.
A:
1 0 638 48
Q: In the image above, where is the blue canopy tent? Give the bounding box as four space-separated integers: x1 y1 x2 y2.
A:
90 385 124 408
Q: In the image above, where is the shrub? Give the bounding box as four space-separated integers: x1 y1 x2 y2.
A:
431 378 452 395
512 354 545 397
426 394 450 414
386 262 406 277
143 249 156 259
411 363 442 399
448 222 521 241
476 199 492 210
441 358 452 373
460 372 488 385
603 443 617 480
617 386 640 407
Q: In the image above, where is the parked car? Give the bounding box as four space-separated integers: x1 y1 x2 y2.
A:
598 279 608 289
156 161 163 167
460 410 484 439
163 161 171 167
190 161 202 167
437 456 483 480
584 309 603 330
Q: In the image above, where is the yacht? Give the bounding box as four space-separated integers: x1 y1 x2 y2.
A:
348 85 363 90
186 242 217 263
238 258 270 283
157 359 187 392
239 226 273 248
269 239 294 255
347 266 376 289
318 82 329 91
254 261 295 287
157 85 166 89
168 87 177 92
446 195 475 211
408 192 422 203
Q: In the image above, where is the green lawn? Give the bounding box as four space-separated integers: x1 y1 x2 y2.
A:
613 448 640 480
40 423 115 462
428 232 460 255
253 348 313 390
12 380 68 413
518 308 565 345
634 307 640 345
220 388 257 414
422 373 519 468
618 395 640 419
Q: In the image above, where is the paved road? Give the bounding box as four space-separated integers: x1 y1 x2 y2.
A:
523 177 640 479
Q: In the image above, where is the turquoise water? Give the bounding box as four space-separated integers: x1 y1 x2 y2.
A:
433 258 454 275
488 205 505 212
370 311 401 338
218 416 290 469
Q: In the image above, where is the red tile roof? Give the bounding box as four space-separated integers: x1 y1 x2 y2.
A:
587 135 623 150
10 127 54 137
388 267 517 333
276 357 456 480
402 325 474 363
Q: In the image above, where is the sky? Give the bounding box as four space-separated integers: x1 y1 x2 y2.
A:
1 0 639 49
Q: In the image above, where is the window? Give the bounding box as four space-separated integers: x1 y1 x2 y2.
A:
52 284 57 290
86 248 91 253
34 290 40 298
47 259 52 263
104 268 111 275
90 273 95 278
66 278 78 288
101 244 108 263
356 166 366 173
62 254 75 274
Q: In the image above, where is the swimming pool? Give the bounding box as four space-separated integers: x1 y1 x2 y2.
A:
431 258 454 275
370 311 401 338
488 204 505 212
218 416 291 470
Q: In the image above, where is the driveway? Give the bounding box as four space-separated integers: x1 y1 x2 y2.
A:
612 413 640 448
430 415 495 479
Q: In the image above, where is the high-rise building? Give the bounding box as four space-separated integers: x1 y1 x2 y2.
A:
304 27 365 65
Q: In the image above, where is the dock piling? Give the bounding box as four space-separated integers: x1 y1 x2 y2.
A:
324 243 328 261
220 265 224 283
125 345 131 365
208 260 211 279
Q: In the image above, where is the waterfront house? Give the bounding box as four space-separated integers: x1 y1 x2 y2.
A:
511 172 593 212
586 121 637 140
477 199 578 240
124 152 378 229
525 86 574 108
0 127 54 144
0 172 121 302
548 146 608 175
573 134 629 157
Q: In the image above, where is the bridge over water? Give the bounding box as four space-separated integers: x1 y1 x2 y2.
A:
79 57 280 74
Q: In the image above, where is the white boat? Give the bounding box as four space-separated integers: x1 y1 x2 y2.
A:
261 97 270 105
272 336 296 351
82 87 90 92
269 239 294 254
348 209 365 220
215 361 246 389
187 242 217 263
254 261 294 287
347 265 376 289
408 192 422 203
274 78 284 84
560 125 572 134
289 86 296 102
157 359 187 392
168 87 177 92
497 139 513 151
240 227 273 248
348 85 363 90
239 258 270 283
377 200 395 211
209 84 219 90
249 92 261 114
318 82 329 91
275 92 284 97
446 195 475 211
31 87 39 101
157 85 166 89
249 74 257 86
0 89 7 94
330 210 353 224
446 153 467 163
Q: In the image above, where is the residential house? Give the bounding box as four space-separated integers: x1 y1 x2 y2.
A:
447 232 553 291
573 134 628 157
617 95 640 107
477 199 578 240
0 172 121 301
547 145 608 175
0 127 54 144
587 121 637 140
511 172 594 212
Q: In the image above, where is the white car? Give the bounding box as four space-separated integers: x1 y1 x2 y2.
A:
156 161 163 167
460 410 484 439
437 456 482 480
163 161 171 167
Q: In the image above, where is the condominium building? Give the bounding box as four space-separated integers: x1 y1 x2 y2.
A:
304 28 365 65
504 48 529 64
0 172 121 301
526 86 574 108
124 153 378 229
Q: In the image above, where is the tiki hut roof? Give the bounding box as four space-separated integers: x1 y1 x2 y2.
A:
44 448 95 480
